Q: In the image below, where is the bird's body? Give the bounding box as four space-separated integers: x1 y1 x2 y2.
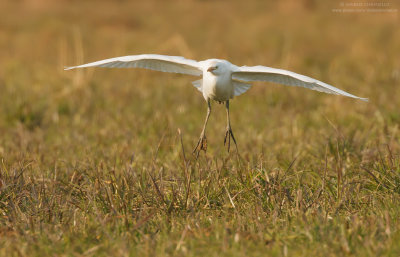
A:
65 54 367 155
201 59 235 101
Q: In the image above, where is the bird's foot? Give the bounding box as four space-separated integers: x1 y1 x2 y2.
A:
193 133 207 158
224 127 238 153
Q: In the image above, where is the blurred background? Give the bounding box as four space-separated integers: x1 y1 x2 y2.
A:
0 0 398 158
0 0 399 255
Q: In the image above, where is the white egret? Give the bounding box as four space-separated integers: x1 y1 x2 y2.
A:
65 54 368 156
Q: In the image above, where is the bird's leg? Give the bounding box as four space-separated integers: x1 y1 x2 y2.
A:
224 100 238 152
193 100 211 157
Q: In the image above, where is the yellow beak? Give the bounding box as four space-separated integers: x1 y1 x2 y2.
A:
207 66 217 72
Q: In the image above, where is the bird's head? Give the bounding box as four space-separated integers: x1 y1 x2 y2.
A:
206 60 228 75
203 59 232 76
207 66 218 73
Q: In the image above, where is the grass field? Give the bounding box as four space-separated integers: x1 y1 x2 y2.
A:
0 0 399 256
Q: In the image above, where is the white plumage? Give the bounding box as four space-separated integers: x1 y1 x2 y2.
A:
65 54 368 155
65 54 367 102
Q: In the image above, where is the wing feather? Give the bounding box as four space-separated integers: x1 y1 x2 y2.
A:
233 80 252 96
65 54 202 76
191 79 203 92
232 65 368 101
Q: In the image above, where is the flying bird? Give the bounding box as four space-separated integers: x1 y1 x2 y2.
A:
65 54 368 156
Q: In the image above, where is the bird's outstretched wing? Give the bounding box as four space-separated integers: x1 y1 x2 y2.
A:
64 54 202 76
232 65 368 101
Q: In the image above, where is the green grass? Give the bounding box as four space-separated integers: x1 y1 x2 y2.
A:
0 0 399 256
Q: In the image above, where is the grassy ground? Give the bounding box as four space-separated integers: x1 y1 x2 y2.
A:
0 0 399 256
